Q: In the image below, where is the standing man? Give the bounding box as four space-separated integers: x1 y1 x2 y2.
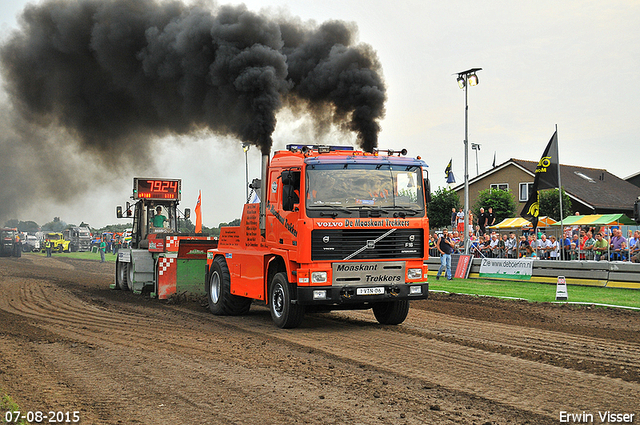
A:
548 235 560 260
505 232 517 258
99 237 106 263
478 207 486 236
456 208 465 234
450 208 457 230
45 238 52 257
486 207 496 229
436 229 455 280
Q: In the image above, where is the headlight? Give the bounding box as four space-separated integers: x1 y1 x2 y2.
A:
410 285 422 295
313 290 327 300
408 268 422 280
311 271 327 283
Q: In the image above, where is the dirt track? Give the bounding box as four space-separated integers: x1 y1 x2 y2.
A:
1 254 638 424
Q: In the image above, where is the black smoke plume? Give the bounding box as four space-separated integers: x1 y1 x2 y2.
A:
0 0 386 157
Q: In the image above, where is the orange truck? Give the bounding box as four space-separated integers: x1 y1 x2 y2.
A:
205 145 431 328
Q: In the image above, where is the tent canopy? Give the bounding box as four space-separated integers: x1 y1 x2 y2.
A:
489 216 557 229
550 213 636 226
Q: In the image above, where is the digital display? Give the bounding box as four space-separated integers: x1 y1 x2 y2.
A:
134 178 181 200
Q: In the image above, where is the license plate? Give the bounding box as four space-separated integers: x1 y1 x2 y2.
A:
356 287 385 296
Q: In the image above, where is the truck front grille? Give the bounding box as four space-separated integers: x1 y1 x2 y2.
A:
311 229 423 261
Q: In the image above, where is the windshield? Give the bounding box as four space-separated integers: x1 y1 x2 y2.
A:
306 163 424 217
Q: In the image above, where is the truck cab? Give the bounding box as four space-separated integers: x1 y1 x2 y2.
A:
207 145 430 328
130 201 178 249
64 227 92 252
42 232 70 253
0 228 21 257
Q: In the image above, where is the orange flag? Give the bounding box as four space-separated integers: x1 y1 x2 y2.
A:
195 190 202 233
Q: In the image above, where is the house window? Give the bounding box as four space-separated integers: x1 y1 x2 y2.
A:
490 183 509 191
519 182 534 202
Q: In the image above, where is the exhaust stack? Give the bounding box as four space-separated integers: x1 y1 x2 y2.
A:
260 153 269 235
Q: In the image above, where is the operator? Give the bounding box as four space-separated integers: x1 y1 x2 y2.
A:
45 238 52 257
152 206 168 229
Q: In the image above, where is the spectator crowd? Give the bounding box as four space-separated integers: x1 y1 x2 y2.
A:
429 225 640 263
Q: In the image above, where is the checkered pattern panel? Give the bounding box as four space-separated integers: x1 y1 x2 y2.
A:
158 257 175 276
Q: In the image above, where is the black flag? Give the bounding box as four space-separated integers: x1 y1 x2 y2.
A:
445 159 456 183
521 131 559 229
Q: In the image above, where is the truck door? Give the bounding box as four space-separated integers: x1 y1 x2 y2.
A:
279 169 300 252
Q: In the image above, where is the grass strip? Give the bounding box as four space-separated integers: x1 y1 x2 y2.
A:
1 392 30 425
25 251 117 262
429 278 640 309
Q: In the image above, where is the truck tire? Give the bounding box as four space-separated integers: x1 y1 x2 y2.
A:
269 272 305 329
115 261 129 291
372 300 410 325
207 256 251 316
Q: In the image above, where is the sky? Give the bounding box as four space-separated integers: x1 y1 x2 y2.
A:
0 0 638 229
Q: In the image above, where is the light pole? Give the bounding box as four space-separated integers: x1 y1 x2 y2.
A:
242 143 250 201
471 143 481 176
456 68 481 254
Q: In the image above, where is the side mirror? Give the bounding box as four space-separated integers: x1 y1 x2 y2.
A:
116 206 123 219
424 178 432 204
184 208 191 219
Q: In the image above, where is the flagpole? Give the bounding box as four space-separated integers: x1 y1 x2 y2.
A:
556 124 565 259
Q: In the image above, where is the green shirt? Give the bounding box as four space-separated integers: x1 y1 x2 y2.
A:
152 214 167 227
99 241 106 252
593 239 608 251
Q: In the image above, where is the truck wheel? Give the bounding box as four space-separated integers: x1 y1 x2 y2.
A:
269 272 304 329
57 245 64 253
207 256 251 316
372 300 410 325
116 261 129 291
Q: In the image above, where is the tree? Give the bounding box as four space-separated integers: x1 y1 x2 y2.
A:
19 221 40 232
472 188 517 225
4 219 19 228
42 217 67 232
427 187 460 229
179 218 196 233
538 188 572 221
219 218 241 227
3 219 40 232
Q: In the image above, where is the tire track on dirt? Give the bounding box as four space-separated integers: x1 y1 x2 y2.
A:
2 256 637 424
210 307 640 420
2 269 506 424
396 309 640 381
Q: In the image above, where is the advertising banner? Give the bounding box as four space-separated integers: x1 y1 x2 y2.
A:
479 258 534 280
452 254 473 279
